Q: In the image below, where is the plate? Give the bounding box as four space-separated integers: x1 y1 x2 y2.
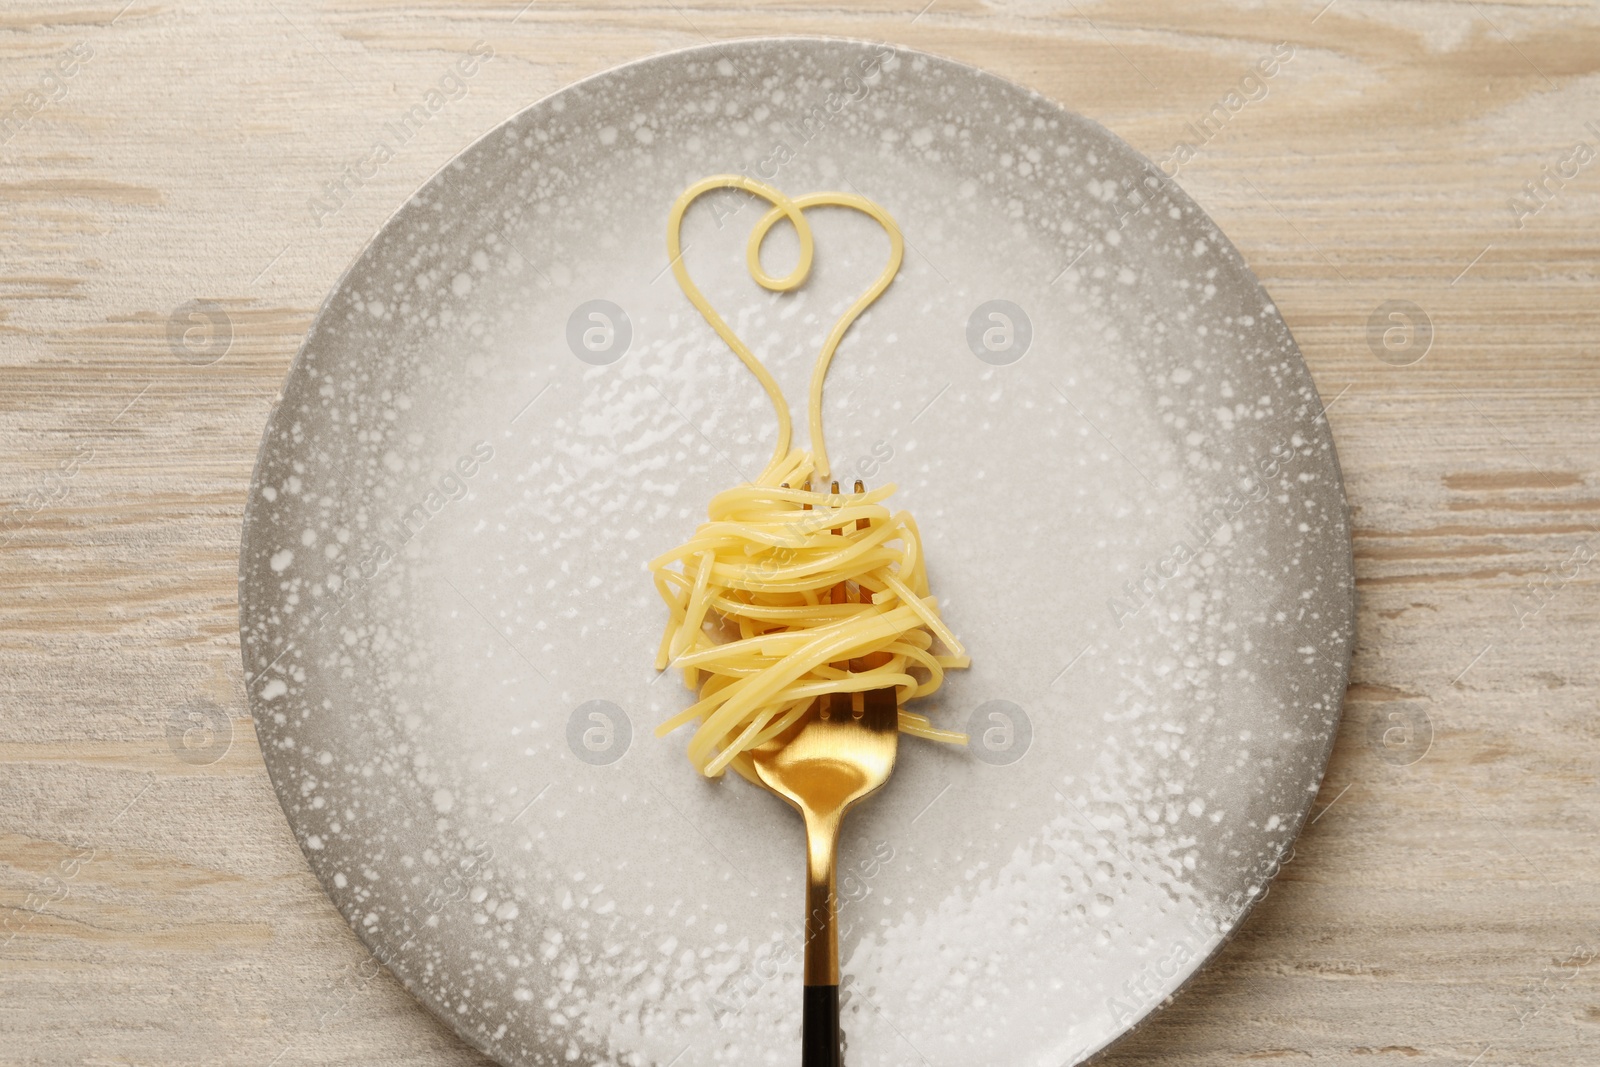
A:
240 37 1354 1067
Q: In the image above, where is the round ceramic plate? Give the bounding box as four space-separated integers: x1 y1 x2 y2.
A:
240 37 1354 1067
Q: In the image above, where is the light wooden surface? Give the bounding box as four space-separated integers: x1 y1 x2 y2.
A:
3 2 1598 1063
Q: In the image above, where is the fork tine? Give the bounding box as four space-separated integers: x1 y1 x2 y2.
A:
847 568 866 721
837 478 863 723
835 532 856 722
864 684 897 732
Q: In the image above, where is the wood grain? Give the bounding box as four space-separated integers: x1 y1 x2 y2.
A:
2 1 1598 1063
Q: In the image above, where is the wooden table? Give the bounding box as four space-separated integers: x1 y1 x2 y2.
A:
3 2 1596 1063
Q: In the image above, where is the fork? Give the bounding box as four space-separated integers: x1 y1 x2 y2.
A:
749 478 899 1067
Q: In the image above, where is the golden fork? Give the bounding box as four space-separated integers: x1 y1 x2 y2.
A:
750 479 899 1067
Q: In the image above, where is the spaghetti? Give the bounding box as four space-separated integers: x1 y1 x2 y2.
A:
651 175 969 780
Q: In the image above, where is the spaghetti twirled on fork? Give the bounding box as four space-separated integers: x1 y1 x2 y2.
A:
650 175 968 781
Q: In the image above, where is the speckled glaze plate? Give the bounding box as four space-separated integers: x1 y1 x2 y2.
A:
240 37 1354 1067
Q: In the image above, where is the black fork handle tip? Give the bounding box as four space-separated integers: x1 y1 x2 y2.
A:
802 984 841 1067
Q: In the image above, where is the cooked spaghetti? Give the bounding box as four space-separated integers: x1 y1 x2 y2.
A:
651 175 968 780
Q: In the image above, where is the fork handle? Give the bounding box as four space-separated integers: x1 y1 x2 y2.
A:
802 807 843 1065
802 984 841 1066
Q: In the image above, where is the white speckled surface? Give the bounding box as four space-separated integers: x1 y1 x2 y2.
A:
239 38 1354 1067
